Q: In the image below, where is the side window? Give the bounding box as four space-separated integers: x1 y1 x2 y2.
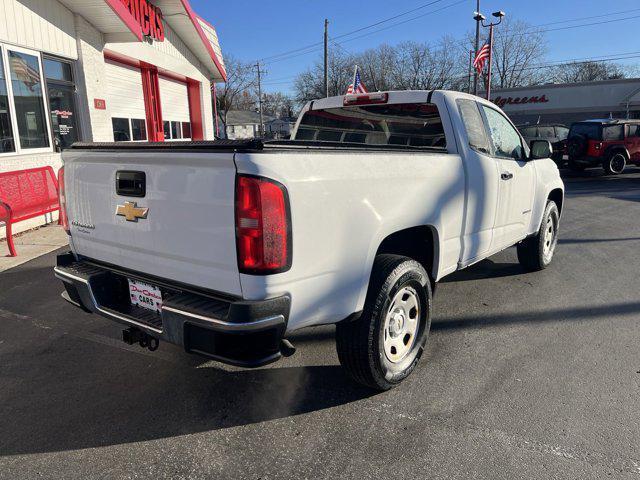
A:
457 99 490 154
627 125 639 137
538 126 555 139
520 126 537 138
555 126 569 140
603 125 623 141
481 106 525 160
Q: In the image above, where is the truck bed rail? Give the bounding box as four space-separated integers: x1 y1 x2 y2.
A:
69 139 447 153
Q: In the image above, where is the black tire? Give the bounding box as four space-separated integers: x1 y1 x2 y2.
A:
517 201 560 272
602 152 627 175
336 254 432 391
567 159 586 172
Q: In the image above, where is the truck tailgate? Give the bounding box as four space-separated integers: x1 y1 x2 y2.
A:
62 149 242 296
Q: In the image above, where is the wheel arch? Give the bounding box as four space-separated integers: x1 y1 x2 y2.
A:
548 188 564 216
374 225 440 287
604 145 630 160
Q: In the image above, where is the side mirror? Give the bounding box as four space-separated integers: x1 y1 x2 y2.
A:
530 139 553 160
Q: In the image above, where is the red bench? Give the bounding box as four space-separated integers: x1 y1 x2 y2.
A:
0 166 60 257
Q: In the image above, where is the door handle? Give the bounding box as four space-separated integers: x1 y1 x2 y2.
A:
501 172 514 180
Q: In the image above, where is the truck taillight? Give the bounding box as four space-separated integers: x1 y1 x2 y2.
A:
58 166 70 235
235 175 291 274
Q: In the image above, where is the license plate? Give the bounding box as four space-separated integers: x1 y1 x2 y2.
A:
128 279 162 313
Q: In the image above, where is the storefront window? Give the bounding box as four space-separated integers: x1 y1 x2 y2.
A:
0 48 15 153
163 120 170 139
171 121 181 139
182 122 191 139
112 117 130 141
44 56 78 150
43 58 73 82
131 119 147 141
8 50 49 149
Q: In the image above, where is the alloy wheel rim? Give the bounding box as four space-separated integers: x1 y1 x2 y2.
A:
383 286 420 363
543 213 557 260
611 155 626 174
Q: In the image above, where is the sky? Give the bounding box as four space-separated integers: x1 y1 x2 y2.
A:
190 0 640 94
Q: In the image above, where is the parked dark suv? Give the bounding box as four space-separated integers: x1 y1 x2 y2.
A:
567 119 640 175
518 123 569 165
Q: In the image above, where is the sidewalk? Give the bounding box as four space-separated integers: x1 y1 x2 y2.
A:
0 224 69 272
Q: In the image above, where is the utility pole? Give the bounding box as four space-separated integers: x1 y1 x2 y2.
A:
468 50 473 94
473 0 480 96
255 61 264 138
324 19 329 97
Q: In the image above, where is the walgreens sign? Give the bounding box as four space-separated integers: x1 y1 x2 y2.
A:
494 95 550 108
120 0 165 41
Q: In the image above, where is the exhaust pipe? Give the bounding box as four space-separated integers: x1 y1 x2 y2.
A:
122 327 159 351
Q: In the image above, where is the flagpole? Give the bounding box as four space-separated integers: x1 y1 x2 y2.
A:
352 65 358 92
486 23 494 101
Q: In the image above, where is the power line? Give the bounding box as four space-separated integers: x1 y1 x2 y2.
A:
259 6 640 89
258 0 454 63
335 0 468 46
264 4 640 67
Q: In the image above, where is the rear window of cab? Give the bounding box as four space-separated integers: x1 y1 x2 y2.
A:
294 103 446 148
569 123 601 140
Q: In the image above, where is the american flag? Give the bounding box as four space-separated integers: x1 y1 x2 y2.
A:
473 43 490 74
346 66 367 94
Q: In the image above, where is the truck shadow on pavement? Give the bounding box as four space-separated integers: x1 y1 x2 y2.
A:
0 332 373 456
0 261 375 456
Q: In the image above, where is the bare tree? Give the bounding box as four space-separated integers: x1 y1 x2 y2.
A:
293 49 355 104
552 61 626 83
262 92 296 118
214 54 257 136
294 39 469 103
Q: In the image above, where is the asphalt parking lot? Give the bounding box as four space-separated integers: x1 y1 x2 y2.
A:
1 168 639 480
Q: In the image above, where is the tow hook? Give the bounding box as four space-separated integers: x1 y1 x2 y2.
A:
122 327 159 352
280 339 296 357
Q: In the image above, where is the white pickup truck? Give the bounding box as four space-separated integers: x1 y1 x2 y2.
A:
54 90 564 390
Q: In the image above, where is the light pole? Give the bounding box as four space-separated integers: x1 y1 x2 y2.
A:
481 10 505 101
472 0 481 96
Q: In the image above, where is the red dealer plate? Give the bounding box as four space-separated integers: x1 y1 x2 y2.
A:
128 278 162 313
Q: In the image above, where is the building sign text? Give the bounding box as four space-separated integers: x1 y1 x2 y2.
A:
120 0 165 41
493 95 550 108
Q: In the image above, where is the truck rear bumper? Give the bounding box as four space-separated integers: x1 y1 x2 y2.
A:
54 252 289 367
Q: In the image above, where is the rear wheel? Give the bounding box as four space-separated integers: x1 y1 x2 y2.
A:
336 254 431 391
603 152 626 175
517 201 560 272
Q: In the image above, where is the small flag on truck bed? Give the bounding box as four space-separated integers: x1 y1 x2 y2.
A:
346 65 368 94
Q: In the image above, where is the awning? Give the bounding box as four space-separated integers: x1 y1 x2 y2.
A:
57 0 226 82
57 0 143 42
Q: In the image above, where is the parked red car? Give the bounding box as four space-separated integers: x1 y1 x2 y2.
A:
567 119 640 174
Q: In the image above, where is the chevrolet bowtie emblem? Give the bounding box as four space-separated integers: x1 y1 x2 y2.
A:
116 201 149 222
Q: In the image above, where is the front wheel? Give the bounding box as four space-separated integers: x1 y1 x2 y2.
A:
517 200 560 272
336 254 432 391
